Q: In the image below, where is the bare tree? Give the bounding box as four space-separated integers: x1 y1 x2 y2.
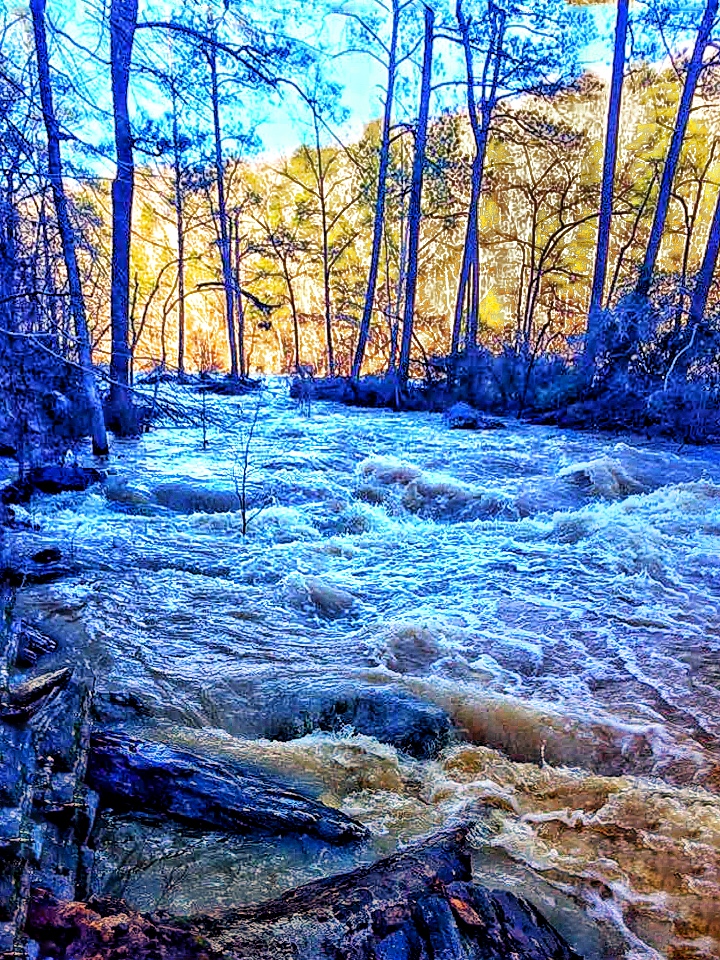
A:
108 0 139 433
586 0 630 359
30 0 109 454
398 4 434 384
635 0 719 298
351 0 405 379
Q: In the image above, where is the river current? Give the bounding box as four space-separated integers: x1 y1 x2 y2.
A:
8 380 720 959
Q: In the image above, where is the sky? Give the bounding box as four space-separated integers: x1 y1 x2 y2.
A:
43 0 618 167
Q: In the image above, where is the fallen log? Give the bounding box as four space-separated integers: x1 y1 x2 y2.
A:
86 732 368 844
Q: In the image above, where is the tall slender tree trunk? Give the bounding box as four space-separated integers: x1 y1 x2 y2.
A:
208 40 238 378
587 0 629 359
234 213 245 377
31 0 109 454
636 0 718 297
453 0 505 353
398 5 434 384
313 115 335 376
351 0 399 379
171 85 186 379
687 185 720 326
108 0 138 433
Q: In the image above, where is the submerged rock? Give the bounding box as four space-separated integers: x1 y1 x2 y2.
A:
260 682 455 760
445 402 505 431
13 621 59 668
86 732 368 844
153 481 241 514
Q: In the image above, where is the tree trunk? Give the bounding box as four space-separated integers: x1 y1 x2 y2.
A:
636 0 718 297
351 0 399 379
398 5 434 384
108 0 138 434
171 85 186 379
208 41 238 378
587 0 629 359
234 213 245 377
453 0 505 353
31 0 109 455
688 184 720 326
314 116 335 377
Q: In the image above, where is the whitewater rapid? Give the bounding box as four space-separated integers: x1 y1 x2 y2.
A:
7 379 720 959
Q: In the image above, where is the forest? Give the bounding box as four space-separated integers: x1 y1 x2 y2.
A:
3 2 720 960
2 0 720 456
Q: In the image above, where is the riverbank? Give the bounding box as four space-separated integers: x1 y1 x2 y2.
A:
289 354 720 444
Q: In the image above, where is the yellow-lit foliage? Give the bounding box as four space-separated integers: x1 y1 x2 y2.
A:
77 67 720 376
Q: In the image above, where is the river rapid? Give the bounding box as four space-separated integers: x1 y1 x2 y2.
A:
7 380 720 960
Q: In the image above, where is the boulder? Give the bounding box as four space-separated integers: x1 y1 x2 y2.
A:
1 466 105 505
0 667 72 721
24 826 584 959
86 732 368 844
445 402 505 431
262 682 455 760
153 481 241 514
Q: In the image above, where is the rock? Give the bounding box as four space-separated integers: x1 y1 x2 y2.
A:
22 827 584 960
1 466 106 505
0 552 77 587
26 889 218 960
204 825 472 937
86 732 369 844
1 667 72 721
31 547 63 564
444 881 582 960
197 825 582 959
263 682 455 760
14 621 59 668
445 402 505 431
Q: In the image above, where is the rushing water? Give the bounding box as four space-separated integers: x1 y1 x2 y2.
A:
8 379 720 960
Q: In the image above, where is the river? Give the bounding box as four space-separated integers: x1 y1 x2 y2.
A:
8 379 720 960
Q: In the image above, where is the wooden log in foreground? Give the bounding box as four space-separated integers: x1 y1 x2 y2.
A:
86 731 369 844
25 826 583 959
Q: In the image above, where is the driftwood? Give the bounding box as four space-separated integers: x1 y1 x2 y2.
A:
25 827 583 960
86 732 369 844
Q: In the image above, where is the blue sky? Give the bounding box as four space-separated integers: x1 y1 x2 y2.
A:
50 0 617 165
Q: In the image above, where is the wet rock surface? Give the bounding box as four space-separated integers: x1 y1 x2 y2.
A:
1 466 106 505
86 732 369 843
445 402 506 431
261 682 456 759
23 826 583 959
0 541 77 587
